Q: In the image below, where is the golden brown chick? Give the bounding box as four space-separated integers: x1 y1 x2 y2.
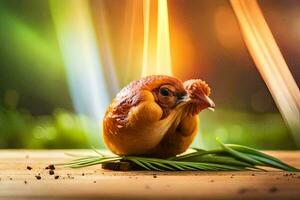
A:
103 75 215 158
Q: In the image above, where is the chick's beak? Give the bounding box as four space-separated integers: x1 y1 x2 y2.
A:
199 95 215 111
176 94 215 111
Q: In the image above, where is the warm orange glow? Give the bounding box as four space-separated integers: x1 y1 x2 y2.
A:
142 0 172 77
214 6 241 49
230 0 300 145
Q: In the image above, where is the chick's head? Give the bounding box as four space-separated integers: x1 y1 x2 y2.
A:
114 75 215 119
181 79 215 115
149 77 215 118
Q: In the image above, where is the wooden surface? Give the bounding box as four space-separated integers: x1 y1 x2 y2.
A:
0 150 299 200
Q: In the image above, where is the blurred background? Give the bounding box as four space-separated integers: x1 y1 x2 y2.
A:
0 0 299 150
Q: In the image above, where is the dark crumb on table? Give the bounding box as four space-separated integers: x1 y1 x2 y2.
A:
82 173 85 176
238 188 247 194
45 164 55 170
49 170 55 175
67 174 75 179
283 173 289 177
35 175 41 180
153 174 157 178
54 175 59 179
210 180 214 182
26 166 32 170
24 180 27 184
269 186 278 193
93 181 96 183
9 178 12 180
251 174 255 176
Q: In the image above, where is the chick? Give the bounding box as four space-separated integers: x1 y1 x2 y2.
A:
103 75 215 158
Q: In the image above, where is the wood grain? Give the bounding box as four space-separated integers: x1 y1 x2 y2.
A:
0 150 299 200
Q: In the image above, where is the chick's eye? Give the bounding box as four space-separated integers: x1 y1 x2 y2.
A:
160 88 170 96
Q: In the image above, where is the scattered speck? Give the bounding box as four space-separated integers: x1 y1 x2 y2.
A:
210 180 214 182
45 164 55 170
24 180 27 184
49 170 54 175
238 188 247 194
35 175 41 180
153 174 157 178
54 176 59 179
82 173 85 176
269 187 278 193
93 181 96 183
26 166 32 170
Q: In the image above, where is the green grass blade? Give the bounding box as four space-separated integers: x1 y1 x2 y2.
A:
171 149 226 161
127 158 151 170
217 139 263 165
141 160 164 171
227 144 300 171
69 157 121 168
149 161 176 171
245 153 300 172
181 154 254 167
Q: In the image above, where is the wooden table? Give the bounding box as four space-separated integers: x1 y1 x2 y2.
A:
0 150 299 200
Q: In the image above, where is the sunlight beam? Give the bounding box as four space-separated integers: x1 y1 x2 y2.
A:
50 0 111 146
230 0 300 146
142 0 172 76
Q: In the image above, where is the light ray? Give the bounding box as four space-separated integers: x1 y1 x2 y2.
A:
230 0 300 146
50 0 110 144
90 0 119 97
142 0 172 76
121 0 142 84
